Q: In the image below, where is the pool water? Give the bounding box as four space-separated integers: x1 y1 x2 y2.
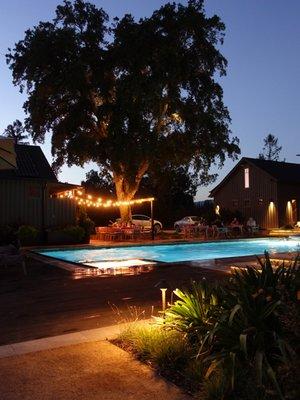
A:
37 237 300 265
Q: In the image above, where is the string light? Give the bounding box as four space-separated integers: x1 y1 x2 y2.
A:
55 189 154 208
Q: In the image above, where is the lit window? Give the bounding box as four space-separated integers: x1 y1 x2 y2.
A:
244 168 249 188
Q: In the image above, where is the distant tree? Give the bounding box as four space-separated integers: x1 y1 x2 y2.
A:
138 165 198 226
3 120 29 144
7 0 240 222
259 134 282 161
81 168 115 197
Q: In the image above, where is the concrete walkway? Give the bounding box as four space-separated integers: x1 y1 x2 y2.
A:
0 322 190 400
0 321 134 358
0 340 189 400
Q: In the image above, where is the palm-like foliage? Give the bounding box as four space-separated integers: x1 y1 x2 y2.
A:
157 254 299 398
202 253 299 399
230 251 299 301
204 289 290 398
161 279 221 342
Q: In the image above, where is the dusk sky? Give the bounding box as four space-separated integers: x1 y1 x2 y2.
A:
0 0 299 200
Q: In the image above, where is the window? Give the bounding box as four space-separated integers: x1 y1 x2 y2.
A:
133 215 149 221
233 200 238 207
244 168 249 188
244 199 250 207
258 198 263 205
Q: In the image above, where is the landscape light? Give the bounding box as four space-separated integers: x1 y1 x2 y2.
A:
155 279 171 311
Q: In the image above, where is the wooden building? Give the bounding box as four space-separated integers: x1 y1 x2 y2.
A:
0 144 79 229
210 157 300 229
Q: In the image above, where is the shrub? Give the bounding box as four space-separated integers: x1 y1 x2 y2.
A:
18 225 38 245
117 254 299 399
160 254 299 398
62 225 85 242
77 208 95 239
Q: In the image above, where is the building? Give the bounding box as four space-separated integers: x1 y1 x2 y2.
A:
210 157 300 229
0 144 79 229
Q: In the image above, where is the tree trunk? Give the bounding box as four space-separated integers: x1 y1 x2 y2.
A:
119 203 132 223
113 162 149 223
113 174 135 223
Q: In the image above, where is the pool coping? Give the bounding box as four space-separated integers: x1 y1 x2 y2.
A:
0 320 151 359
27 235 295 253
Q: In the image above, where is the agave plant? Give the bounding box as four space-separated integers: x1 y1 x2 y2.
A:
202 254 299 399
230 251 299 302
161 279 221 342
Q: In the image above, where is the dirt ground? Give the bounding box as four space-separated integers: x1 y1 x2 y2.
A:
0 257 226 345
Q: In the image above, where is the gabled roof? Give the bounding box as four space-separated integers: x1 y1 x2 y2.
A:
210 157 300 196
0 144 57 181
244 157 300 183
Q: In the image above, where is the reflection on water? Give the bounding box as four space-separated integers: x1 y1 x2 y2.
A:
72 261 156 279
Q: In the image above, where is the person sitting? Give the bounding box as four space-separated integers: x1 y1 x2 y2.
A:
197 218 207 235
230 217 240 227
230 217 243 235
205 219 218 239
212 218 230 238
246 217 258 234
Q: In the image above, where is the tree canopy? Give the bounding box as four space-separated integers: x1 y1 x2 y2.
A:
7 0 240 221
3 120 29 144
81 168 115 197
259 134 282 161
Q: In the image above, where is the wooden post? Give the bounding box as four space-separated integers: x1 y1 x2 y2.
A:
41 182 47 243
150 199 154 240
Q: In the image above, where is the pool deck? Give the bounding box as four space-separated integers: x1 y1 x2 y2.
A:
1 237 298 346
0 256 226 346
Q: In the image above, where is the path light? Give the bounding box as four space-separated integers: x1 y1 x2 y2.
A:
155 279 171 311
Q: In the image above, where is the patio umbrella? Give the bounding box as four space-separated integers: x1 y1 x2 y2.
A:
0 136 17 170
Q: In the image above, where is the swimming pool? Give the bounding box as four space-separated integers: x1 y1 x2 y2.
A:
36 237 300 267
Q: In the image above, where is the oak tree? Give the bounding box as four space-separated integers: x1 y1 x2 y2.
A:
7 0 239 221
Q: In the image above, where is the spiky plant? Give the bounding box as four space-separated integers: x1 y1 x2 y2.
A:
202 253 299 399
161 279 221 342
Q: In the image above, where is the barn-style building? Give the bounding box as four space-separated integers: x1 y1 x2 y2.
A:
210 157 300 229
0 144 78 229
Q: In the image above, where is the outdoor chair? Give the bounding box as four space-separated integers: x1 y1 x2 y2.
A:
182 225 196 238
0 245 26 275
123 228 135 240
205 225 218 239
216 226 230 239
249 226 260 235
